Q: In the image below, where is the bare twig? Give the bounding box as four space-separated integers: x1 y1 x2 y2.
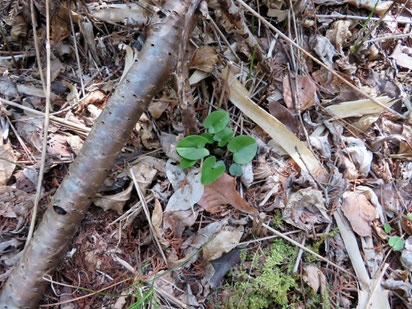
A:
26 0 52 246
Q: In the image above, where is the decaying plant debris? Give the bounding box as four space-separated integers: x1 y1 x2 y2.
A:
0 0 411 308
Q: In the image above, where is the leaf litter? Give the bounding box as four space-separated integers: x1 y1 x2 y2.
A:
0 0 411 308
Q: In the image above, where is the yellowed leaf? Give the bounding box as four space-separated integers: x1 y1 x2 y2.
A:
94 182 133 214
198 173 258 216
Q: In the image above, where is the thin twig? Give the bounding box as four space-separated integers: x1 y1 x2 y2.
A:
25 0 52 247
129 166 168 266
236 0 406 120
0 98 90 134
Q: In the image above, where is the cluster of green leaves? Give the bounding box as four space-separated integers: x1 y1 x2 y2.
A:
384 213 411 251
176 110 257 185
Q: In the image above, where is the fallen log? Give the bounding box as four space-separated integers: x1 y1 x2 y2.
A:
0 0 201 307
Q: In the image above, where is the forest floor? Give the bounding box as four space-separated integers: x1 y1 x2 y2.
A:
0 0 412 308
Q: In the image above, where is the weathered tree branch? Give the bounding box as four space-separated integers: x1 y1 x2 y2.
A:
0 0 201 307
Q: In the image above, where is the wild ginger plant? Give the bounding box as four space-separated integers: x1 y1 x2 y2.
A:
176 110 257 185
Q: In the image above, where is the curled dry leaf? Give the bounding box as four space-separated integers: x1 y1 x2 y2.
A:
341 191 377 237
203 226 244 261
283 188 331 231
197 173 259 216
309 35 336 68
325 20 352 54
128 156 165 195
189 46 219 73
343 137 373 177
303 264 327 294
93 182 133 214
165 168 203 212
152 199 170 247
0 144 16 186
163 209 198 238
282 75 317 112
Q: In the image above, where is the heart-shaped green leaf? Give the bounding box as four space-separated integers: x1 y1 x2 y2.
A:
201 132 214 144
180 158 198 169
228 135 257 164
201 156 225 185
229 163 243 177
388 236 405 251
213 127 234 147
177 135 209 160
203 110 230 134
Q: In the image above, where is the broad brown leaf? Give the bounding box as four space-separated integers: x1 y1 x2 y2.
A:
283 75 317 112
198 173 258 216
341 191 377 237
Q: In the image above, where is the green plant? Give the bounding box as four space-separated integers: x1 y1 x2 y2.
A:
225 239 299 309
388 236 405 251
177 110 257 185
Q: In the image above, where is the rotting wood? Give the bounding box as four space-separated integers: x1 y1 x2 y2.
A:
0 0 201 307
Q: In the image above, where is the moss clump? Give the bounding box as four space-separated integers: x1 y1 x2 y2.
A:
225 239 299 309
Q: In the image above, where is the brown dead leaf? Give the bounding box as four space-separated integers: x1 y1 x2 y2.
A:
189 46 219 73
341 191 377 237
197 173 258 216
0 144 16 186
93 182 133 214
152 199 170 247
149 99 169 119
283 75 317 112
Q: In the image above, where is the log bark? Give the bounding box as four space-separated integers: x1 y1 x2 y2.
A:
0 0 200 307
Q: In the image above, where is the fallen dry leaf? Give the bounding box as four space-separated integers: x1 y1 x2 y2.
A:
0 187 34 232
152 198 170 247
326 20 352 54
197 173 258 216
283 188 331 231
0 144 16 186
203 226 244 261
283 75 317 112
341 191 377 237
94 182 133 214
303 264 327 294
189 46 219 73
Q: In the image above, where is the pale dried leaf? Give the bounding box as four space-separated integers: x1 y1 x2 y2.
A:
94 182 133 214
303 264 327 293
326 96 394 118
343 137 373 176
198 173 258 216
128 156 165 195
165 159 186 191
203 226 244 261
0 187 34 231
309 35 336 68
390 44 412 70
282 75 317 111
0 144 16 186
89 3 149 25
341 191 376 237
165 168 204 212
